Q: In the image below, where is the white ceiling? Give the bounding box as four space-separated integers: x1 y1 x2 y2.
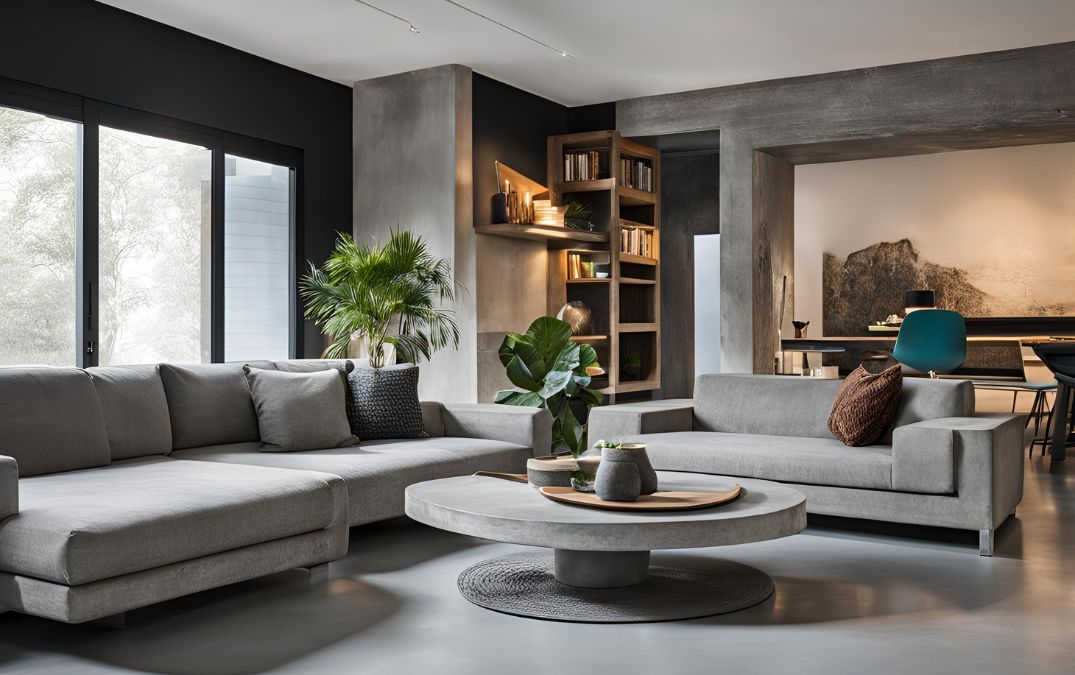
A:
99 0 1075 106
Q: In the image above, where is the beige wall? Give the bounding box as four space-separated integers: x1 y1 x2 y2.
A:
475 236 549 402
795 142 1075 334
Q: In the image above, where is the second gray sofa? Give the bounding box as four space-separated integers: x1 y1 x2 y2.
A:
587 374 1024 555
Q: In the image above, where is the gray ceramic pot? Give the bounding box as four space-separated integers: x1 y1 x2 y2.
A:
602 444 658 495
595 457 641 502
526 456 575 488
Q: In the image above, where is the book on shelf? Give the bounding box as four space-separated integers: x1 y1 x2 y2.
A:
563 150 603 181
619 156 653 192
620 226 655 259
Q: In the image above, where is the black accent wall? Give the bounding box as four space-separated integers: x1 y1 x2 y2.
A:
1 0 353 356
471 73 614 224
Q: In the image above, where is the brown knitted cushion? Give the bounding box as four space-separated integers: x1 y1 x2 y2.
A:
827 365 903 446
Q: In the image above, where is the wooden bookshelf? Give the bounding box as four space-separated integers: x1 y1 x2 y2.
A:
547 130 661 400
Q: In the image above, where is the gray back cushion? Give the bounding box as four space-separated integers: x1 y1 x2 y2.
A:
160 363 266 449
0 367 111 476
272 358 361 373
694 375 841 438
88 364 173 460
693 373 975 440
245 366 359 451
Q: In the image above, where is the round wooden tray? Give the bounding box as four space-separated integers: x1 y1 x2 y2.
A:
537 485 742 511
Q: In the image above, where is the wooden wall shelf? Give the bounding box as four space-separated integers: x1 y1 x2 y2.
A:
547 130 662 399
619 253 658 266
475 223 609 247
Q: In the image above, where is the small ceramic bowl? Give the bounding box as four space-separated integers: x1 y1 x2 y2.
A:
526 456 576 488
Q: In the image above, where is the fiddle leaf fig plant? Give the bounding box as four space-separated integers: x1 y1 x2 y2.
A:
495 316 603 457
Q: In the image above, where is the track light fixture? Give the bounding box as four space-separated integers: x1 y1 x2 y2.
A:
442 0 575 58
352 0 420 36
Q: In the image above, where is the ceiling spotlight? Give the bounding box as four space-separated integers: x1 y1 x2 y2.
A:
352 1 421 36
442 1 574 59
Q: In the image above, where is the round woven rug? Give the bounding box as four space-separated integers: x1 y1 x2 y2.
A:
457 552 774 623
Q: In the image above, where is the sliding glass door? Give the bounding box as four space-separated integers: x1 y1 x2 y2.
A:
98 126 212 365
0 106 79 366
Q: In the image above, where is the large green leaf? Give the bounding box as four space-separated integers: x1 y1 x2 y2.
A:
495 390 543 407
559 408 585 456
504 354 541 392
526 316 573 371
577 344 599 369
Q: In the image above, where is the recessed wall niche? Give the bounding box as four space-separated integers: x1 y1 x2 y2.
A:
794 141 1075 336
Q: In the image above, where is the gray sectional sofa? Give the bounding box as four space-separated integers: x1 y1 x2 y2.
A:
0 360 550 625
587 374 1024 555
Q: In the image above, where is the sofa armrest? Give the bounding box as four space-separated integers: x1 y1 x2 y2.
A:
440 403 553 455
586 399 695 446
1 455 17 520
892 414 1024 528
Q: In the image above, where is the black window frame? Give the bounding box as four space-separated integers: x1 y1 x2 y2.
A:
0 76 304 366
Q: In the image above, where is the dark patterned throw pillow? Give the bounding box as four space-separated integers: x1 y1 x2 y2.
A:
347 363 428 440
827 365 903 447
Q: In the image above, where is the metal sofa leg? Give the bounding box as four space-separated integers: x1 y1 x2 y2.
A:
90 612 126 629
979 529 994 557
305 563 330 586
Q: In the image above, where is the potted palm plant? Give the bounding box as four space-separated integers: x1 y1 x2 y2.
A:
299 229 460 366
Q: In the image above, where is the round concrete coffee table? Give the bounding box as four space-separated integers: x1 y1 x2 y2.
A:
405 471 806 623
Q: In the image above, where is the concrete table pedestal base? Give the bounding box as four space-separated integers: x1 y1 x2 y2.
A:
457 551 774 623
553 549 651 588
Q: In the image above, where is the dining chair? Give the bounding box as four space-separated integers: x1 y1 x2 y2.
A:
892 309 967 378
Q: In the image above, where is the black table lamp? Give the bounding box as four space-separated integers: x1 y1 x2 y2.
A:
904 289 936 314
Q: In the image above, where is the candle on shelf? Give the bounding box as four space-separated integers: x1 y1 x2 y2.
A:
523 191 532 223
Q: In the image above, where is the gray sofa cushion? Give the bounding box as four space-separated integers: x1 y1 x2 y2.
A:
159 363 265 449
347 364 427 440
271 359 358 374
244 367 359 452
694 375 841 438
634 431 893 491
0 368 111 477
0 457 342 585
87 364 173 460
174 436 532 526
692 374 975 442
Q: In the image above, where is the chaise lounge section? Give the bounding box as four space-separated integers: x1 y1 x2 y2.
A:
0 360 551 625
587 374 1024 555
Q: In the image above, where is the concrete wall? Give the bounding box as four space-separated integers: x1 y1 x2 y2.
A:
658 151 720 397
616 41 1075 373
353 65 476 402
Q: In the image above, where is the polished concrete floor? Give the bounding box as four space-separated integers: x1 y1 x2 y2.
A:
1 421 1072 673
